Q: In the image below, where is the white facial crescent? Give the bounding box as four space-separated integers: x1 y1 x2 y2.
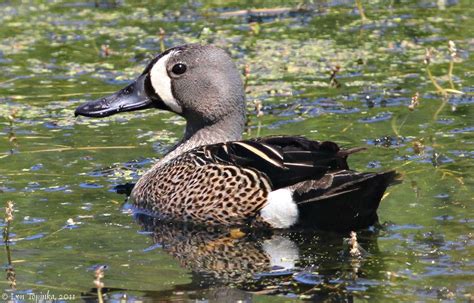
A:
149 51 183 113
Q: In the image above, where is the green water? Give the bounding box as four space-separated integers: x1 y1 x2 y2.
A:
0 1 472 301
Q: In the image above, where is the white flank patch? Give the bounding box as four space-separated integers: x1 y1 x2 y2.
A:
150 51 183 113
260 188 298 228
262 236 299 269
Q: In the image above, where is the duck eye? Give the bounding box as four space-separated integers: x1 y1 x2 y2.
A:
171 63 187 75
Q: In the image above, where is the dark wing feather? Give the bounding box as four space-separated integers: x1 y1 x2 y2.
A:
188 136 362 189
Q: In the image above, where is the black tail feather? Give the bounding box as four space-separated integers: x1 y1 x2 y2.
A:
294 170 399 231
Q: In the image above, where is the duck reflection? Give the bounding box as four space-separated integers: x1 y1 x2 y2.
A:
135 213 298 284
133 212 384 299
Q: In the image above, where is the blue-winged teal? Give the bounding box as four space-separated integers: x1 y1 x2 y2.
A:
75 44 398 230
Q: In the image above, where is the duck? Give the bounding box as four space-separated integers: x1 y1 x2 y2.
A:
75 44 398 231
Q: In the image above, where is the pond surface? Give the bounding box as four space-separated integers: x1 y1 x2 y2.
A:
0 0 473 301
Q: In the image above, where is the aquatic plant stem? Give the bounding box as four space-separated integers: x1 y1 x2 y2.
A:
424 46 463 96
256 120 262 137
426 67 447 95
97 288 104 303
391 114 409 139
3 201 16 289
432 96 449 121
3 201 14 245
397 114 409 135
94 266 105 303
5 245 16 289
355 0 368 21
159 28 166 52
448 60 455 90
90 38 100 55
3 220 13 269
0 77 20 85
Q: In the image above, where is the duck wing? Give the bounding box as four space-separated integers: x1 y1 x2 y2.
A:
191 135 363 189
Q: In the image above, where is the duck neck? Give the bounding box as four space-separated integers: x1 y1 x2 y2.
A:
158 111 246 165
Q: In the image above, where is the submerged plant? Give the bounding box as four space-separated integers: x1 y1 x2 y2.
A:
159 27 166 52
393 41 467 153
329 65 341 88
94 266 106 303
424 42 463 96
391 91 420 139
408 92 420 111
412 139 425 155
354 0 368 21
341 231 366 281
3 201 16 290
447 40 457 89
100 44 111 57
7 109 18 150
254 99 264 118
7 109 18 129
3 201 14 244
249 22 261 35
348 231 361 258
243 63 251 93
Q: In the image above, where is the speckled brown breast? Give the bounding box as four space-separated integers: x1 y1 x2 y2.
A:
131 150 272 226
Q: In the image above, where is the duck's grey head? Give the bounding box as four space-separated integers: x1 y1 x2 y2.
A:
75 44 245 138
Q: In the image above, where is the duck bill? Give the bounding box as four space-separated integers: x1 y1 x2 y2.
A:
75 74 159 118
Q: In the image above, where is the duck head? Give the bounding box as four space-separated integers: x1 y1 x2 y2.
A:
75 44 246 139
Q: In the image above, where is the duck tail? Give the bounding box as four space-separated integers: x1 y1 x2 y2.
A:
292 170 400 231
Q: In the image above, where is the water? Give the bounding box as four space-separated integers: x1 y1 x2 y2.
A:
0 1 472 301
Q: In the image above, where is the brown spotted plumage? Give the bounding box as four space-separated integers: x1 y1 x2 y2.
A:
133 159 270 226
75 44 399 231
